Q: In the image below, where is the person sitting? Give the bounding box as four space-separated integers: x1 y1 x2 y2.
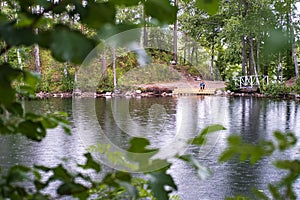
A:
199 81 205 90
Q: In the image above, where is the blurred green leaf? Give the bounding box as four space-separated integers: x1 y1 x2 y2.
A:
111 0 140 6
268 184 283 200
196 0 219 15
97 23 140 40
23 71 40 87
50 165 73 182
0 64 22 106
81 2 116 29
128 137 154 153
6 165 31 184
78 153 101 173
116 180 138 198
252 188 269 200
263 29 289 55
17 120 46 141
191 124 226 145
0 23 36 46
219 135 274 164
34 180 48 191
57 182 88 196
6 102 23 116
180 155 212 180
218 149 235 162
274 131 297 151
147 168 177 200
144 0 177 24
38 25 95 64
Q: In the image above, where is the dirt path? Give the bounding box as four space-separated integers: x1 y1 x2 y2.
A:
138 78 226 91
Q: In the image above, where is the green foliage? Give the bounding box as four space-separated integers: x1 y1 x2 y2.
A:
263 83 292 97
119 64 180 86
225 78 239 92
292 78 300 94
196 0 219 15
191 124 226 145
0 63 70 140
144 0 177 24
220 131 300 199
147 168 177 200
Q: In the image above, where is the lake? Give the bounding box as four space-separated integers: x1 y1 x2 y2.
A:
1 96 300 199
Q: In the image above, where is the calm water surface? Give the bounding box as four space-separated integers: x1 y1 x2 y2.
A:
1 96 300 199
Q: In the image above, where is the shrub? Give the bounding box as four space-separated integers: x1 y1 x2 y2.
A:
263 83 292 97
225 78 239 92
293 78 300 94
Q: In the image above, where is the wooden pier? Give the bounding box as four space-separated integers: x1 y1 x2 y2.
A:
173 88 215 95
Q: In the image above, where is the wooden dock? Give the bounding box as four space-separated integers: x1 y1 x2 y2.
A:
173 88 215 95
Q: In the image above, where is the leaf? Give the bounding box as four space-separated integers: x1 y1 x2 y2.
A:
51 165 73 182
0 23 36 46
218 149 235 162
218 135 275 164
0 64 22 106
191 124 226 145
144 0 177 24
268 184 283 200
38 25 95 64
6 165 31 184
116 180 138 198
6 102 23 116
263 29 289 55
180 155 212 180
147 169 177 200
34 180 48 191
81 2 116 29
196 0 219 15
23 71 40 88
227 135 241 145
127 137 154 153
57 182 88 196
97 23 140 40
252 188 269 200
274 160 292 170
78 153 101 173
274 131 297 151
111 0 140 7
17 120 46 141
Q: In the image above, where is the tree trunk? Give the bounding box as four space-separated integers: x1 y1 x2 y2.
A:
293 44 299 79
211 42 214 79
241 36 247 76
34 29 41 74
183 35 187 64
173 0 178 63
112 48 117 90
191 45 195 64
143 5 147 47
17 48 23 70
195 44 198 66
3 43 8 62
249 36 260 91
73 66 79 94
256 34 260 74
248 37 255 75
102 49 107 78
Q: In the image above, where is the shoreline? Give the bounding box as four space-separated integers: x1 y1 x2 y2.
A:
34 87 300 100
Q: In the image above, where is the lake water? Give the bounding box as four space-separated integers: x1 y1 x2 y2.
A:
1 96 300 199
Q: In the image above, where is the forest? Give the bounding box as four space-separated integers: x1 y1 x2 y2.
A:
0 0 300 199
